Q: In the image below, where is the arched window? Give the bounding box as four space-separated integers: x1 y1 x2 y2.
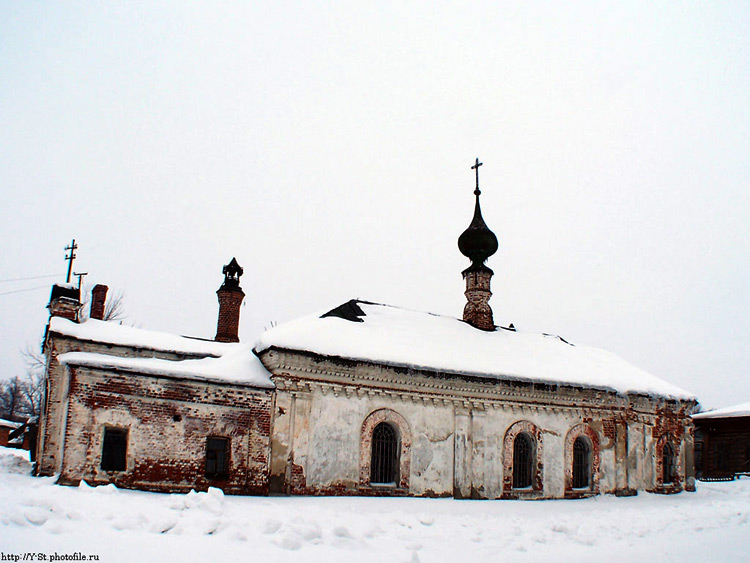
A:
662 442 676 485
370 423 399 485
572 436 591 489
513 433 534 489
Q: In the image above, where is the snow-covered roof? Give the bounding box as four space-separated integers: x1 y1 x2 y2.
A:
50 317 231 357
254 300 694 400
692 402 750 420
50 318 273 389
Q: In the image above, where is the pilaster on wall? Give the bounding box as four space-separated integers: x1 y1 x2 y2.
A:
37 336 73 477
453 408 472 499
269 391 293 494
470 409 487 499
613 421 632 495
683 428 696 492
627 422 648 491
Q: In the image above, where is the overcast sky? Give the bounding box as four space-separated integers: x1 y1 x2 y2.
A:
1 2 747 410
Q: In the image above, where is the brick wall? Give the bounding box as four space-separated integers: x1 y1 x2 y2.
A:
58 365 272 494
38 330 272 495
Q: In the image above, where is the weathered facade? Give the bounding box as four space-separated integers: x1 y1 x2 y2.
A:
37 262 275 495
256 317 697 499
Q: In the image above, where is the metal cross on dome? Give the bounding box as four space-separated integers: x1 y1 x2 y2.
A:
471 158 483 195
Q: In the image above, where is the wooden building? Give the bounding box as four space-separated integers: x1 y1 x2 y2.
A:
693 403 750 480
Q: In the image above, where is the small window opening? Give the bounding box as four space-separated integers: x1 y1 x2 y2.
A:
513 433 534 489
206 437 229 479
101 428 128 471
370 423 399 485
572 436 591 489
662 442 676 484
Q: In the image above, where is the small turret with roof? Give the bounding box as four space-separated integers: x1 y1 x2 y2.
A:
458 158 498 330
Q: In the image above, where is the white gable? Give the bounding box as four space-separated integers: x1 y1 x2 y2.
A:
255 301 694 400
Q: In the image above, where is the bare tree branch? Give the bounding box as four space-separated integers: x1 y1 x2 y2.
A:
78 285 127 323
103 289 126 322
18 371 43 418
22 344 45 376
0 376 26 421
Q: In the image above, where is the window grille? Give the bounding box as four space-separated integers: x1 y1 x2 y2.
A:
572 436 591 489
206 437 229 479
101 428 127 471
512 433 533 489
370 423 399 485
662 442 676 484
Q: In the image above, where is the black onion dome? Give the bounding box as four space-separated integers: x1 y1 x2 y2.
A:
458 191 498 269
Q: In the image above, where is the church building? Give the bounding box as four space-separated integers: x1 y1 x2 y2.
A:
36 162 698 499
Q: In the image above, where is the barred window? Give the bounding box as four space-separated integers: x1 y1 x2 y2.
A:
206 437 229 479
513 432 534 489
662 442 676 484
572 436 591 489
370 423 399 485
101 428 127 471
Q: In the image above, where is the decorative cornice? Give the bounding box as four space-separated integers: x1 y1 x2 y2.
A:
262 347 695 418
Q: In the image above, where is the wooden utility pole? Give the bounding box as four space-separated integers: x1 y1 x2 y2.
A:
64 239 77 284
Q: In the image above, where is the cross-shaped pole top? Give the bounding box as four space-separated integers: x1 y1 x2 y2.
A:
471 157 483 195
73 271 88 291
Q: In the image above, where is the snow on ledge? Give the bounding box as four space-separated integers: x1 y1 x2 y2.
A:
255 300 695 400
50 317 273 388
0 418 22 429
50 317 232 357
59 348 274 389
692 402 750 419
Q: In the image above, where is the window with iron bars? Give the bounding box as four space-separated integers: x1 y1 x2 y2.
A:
512 432 534 489
370 423 399 485
572 436 591 489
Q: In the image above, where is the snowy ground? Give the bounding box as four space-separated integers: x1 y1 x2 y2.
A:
1 447 748 562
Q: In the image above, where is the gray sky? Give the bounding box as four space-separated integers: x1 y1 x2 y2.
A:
1 2 747 410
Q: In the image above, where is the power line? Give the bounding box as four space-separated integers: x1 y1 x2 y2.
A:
0 285 51 297
0 274 63 284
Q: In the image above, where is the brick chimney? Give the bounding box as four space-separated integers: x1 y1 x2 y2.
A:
90 284 108 321
47 284 82 322
215 258 244 343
